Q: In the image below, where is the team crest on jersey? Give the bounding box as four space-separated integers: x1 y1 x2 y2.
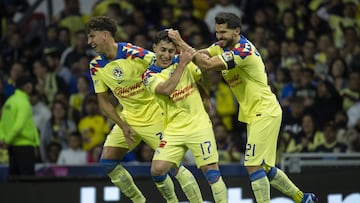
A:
113 67 123 79
222 51 234 62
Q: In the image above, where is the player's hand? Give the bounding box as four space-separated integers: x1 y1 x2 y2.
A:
121 124 136 148
166 29 182 44
179 49 196 66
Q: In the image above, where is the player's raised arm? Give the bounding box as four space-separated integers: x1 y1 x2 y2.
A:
155 49 196 96
167 29 228 72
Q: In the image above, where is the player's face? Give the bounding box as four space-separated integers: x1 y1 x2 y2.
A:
215 23 240 49
87 30 107 53
153 40 176 68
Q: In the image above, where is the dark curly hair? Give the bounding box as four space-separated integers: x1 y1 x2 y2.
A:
86 16 118 37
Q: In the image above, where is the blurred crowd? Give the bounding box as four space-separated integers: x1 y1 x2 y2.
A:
0 0 359 167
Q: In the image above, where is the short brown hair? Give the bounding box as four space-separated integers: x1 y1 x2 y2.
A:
86 16 118 37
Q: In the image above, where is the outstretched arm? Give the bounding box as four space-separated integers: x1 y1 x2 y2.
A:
155 49 197 96
167 29 228 72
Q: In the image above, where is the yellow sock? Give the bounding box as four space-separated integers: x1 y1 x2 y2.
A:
174 166 203 203
210 177 228 203
154 175 179 203
108 164 146 203
293 190 305 203
268 168 303 203
250 170 270 203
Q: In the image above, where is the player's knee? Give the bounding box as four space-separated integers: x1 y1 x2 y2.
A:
152 174 167 183
249 169 267 182
205 170 221 184
151 161 172 176
266 167 277 181
99 159 119 173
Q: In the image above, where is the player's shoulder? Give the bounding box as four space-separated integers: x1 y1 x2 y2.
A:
144 64 162 75
89 54 107 68
232 35 261 59
119 42 154 60
142 64 162 85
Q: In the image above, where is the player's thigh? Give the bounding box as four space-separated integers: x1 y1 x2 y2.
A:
244 114 281 167
152 134 187 167
135 120 164 150
103 125 142 151
187 127 219 168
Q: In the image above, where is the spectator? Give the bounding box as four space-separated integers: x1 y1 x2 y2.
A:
327 57 349 91
346 118 360 152
45 141 62 164
77 94 109 153
282 96 307 138
32 59 56 104
286 114 324 153
3 61 24 98
340 26 360 66
301 39 318 70
278 8 305 43
280 62 303 107
334 109 356 151
340 70 360 111
312 79 343 128
313 33 336 80
280 40 303 69
157 4 175 30
43 47 70 104
272 68 291 99
69 55 93 94
60 30 95 69
43 24 67 55
347 101 360 129
57 27 72 50
174 3 211 45
0 75 39 176
249 25 268 59
305 11 332 38
57 131 87 165
30 91 51 135
40 99 77 162
315 122 348 153
54 0 87 46
1 31 27 67
317 0 360 48
294 68 317 107
69 75 91 123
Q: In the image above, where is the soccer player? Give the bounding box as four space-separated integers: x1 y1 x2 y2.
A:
167 12 318 203
142 30 227 203
86 16 202 203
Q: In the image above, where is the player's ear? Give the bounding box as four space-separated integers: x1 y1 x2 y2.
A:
235 27 240 35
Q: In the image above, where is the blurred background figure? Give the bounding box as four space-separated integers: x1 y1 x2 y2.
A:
0 75 39 177
57 131 87 165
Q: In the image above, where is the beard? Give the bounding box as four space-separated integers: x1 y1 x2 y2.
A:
218 38 235 49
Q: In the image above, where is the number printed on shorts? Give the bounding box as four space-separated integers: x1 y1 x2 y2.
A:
156 132 163 140
245 143 256 157
200 141 211 156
